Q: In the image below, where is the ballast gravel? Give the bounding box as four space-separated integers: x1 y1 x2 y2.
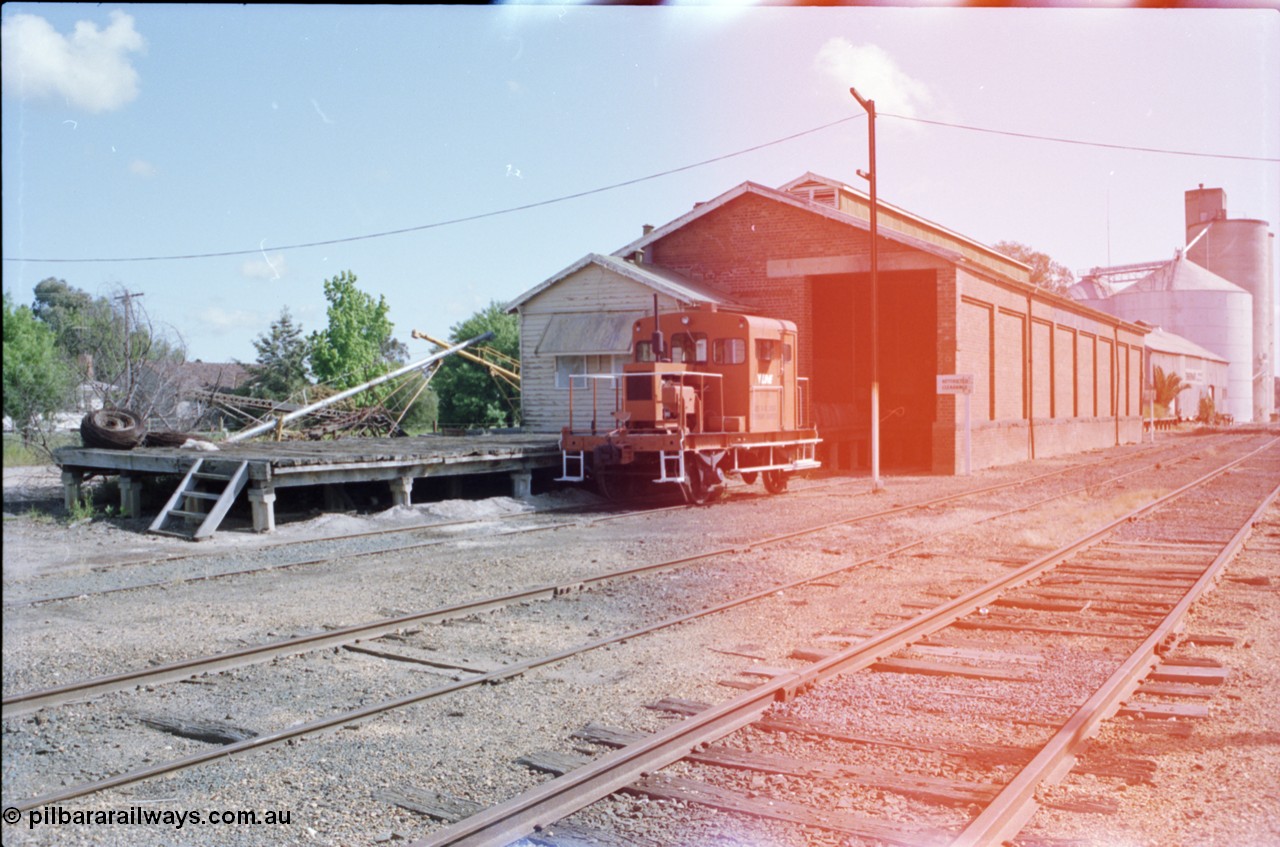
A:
2 431 1277 847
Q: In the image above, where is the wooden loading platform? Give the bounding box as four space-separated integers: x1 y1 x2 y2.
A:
53 433 561 540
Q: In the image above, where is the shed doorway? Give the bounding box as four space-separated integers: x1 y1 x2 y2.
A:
809 270 936 471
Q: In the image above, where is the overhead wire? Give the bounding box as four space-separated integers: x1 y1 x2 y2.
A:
880 112 1280 163
5 113 1276 265
3 116 860 265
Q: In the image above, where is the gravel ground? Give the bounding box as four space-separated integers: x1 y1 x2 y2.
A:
2 431 1277 847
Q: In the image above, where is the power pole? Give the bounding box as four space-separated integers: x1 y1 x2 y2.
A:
115 290 143 406
850 86 884 492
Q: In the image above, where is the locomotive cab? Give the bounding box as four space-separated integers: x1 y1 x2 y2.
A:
559 303 819 503
623 305 802 435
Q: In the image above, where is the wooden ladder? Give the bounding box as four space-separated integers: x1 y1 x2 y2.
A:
148 459 250 541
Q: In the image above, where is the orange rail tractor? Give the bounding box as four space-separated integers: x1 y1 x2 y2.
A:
559 301 820 503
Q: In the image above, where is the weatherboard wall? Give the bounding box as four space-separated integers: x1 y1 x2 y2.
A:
514 262 680 434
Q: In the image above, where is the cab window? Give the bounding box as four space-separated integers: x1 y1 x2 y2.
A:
755 339 779 363
713 338 746 365
671 332 708 364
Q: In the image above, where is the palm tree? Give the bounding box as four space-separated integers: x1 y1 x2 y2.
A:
1152 365 1189 418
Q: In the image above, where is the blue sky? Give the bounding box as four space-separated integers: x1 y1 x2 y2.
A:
3 4 1277 366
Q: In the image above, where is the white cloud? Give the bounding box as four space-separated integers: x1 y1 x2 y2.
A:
0 10 145 113
240 253 287 280
128 158 156 178
814 39 932 118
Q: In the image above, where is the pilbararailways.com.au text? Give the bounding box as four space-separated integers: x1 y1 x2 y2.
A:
7 805 292 830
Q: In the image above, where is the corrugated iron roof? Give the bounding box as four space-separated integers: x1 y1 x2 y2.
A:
609 179 981 275
777 172 1031 274
507 253 744 312
1125 255 1248 294
535 312 636 355
1143 325 1230 363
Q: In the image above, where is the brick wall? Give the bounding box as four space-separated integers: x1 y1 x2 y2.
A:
639 191 1145 474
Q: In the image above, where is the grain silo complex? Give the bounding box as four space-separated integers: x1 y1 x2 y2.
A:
1069 186 1276 423
1184 186 1276 423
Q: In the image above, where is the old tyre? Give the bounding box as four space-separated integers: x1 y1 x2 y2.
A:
80 409 147 450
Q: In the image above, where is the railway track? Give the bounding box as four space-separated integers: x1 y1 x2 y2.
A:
410 438 1279 847
4 435 1211 609
1 434 1226 715
2 435 1273 838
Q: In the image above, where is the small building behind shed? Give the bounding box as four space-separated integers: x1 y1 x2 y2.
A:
508 252 745 434
1142 324 1230 420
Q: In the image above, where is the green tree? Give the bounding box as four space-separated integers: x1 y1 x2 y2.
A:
30 278 186 418
32 278 97 342
432 301 520 428
384 371 439 434
244 307 311 400
32 277 115 377
307 271 396 403
993 241 1076 294
3 291 75 440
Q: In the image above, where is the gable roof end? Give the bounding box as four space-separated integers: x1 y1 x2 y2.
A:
506 253 744 313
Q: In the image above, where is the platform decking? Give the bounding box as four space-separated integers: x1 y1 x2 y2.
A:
54 433 562 537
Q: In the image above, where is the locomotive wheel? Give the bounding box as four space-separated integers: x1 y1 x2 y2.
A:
682 453 726 506
739 471 758 485
762 469 790 495
596 465 639 503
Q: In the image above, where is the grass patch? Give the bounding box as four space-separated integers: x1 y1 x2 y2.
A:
3 432 81 467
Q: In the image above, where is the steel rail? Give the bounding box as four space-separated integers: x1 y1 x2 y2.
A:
3 435 1219 716
9 433 1212 607
11 441 1270 814
952 474 1280 846
2 504 614 610
410 437 1278 847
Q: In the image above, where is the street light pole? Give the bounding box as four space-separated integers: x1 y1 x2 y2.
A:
850 86 884 491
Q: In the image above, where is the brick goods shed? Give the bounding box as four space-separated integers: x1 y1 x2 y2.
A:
510 173 1147 475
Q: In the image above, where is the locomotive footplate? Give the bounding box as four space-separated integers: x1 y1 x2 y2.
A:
562 429 820 475
563 431 683 460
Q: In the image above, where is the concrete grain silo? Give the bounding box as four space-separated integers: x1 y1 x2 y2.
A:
1185 186 1277 422
1070 255 1254 422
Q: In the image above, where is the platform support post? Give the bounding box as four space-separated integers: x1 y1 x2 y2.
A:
510 470 533 500
61 470 85 511
447 476 464 499
248 486 276 533
390 475 414 508
324 484 346 512
119 475 143 518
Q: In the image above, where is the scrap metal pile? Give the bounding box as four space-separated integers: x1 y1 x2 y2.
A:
195 390 408 440
76 333 494 450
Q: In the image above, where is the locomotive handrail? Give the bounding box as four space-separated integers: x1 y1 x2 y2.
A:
564 371 726 436
797 377 811 429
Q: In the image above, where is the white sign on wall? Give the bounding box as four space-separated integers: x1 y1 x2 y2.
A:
937 374 975 395
937 374 975 475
